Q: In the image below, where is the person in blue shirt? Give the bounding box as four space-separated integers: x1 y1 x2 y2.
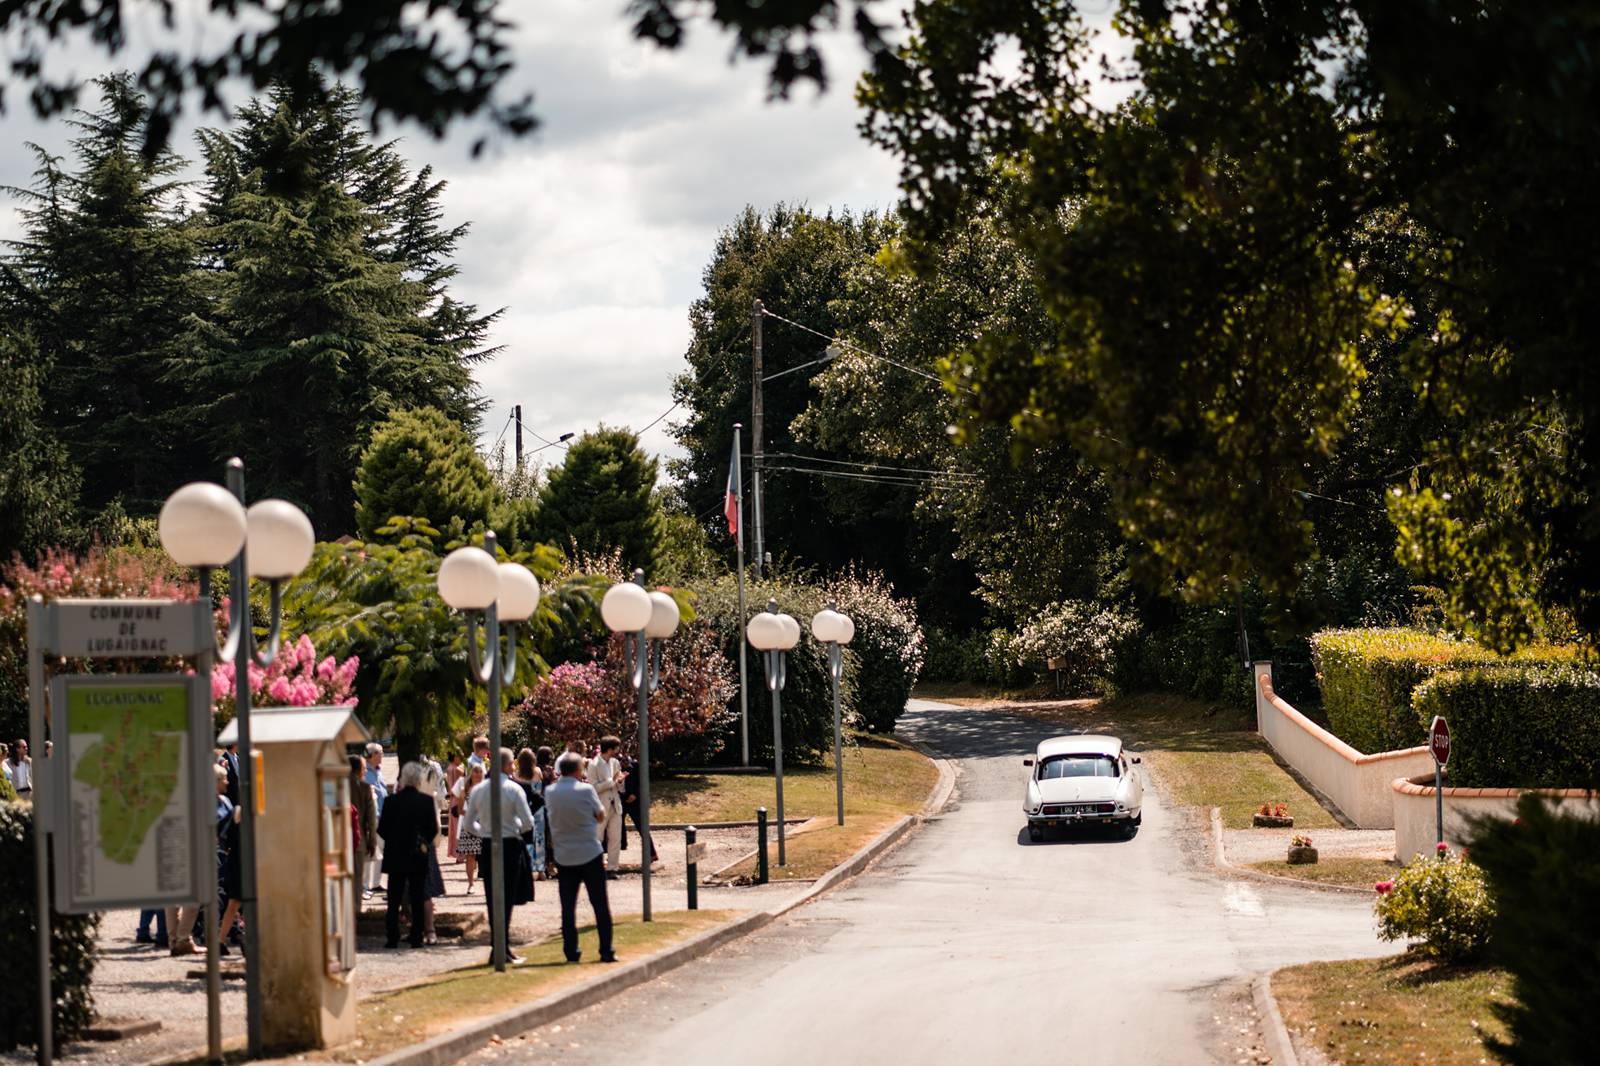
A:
362 742 389 899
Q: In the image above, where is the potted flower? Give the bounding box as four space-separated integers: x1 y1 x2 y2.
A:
1287 834 1318 864
1252 802 1293 828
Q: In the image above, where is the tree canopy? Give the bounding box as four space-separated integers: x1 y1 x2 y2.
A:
354 407 494 539
534 428 664 575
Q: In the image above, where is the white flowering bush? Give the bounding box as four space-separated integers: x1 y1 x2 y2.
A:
1012 600 1138 694
826 568 926 733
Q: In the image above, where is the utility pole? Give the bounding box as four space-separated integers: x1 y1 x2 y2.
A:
751 298 765 579
513 404 523 470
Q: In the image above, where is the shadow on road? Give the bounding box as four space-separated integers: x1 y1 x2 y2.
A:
904 703 1096 761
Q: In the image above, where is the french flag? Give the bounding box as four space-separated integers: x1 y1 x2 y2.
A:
725 432 742 542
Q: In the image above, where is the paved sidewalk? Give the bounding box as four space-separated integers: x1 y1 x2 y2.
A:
7 823 800 1066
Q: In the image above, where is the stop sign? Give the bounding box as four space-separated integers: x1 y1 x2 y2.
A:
1429 715 1451 767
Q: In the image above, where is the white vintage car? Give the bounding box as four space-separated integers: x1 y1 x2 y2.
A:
1023 734 1143 841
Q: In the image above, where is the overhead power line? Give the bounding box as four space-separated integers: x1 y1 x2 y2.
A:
758 451 982 480
758 306 971 393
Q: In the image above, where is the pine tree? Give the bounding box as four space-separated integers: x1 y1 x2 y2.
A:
534 428 664 573
353 407 494 538
2 74 200 515
182 79 492 533
0 326 81 559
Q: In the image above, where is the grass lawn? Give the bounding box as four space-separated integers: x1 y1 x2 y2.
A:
912 680 1060 706
921 687 1340 830
651 732 937 825
329 911 735 1061
713 814 902 882
1274 953 1513 1065
1250 857 1401 888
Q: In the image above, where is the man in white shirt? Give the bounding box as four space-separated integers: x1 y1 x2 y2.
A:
545 752 616 963
589 736 625 876
465 747 535 965
467 735 490 773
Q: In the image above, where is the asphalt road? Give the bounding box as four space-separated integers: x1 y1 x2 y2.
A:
492 699 1395 1065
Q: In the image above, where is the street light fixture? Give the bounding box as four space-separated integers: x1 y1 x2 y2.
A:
601 572 678 921
158 459 314 1059
810 603 855 827
435 534 540 972
746 600 799 864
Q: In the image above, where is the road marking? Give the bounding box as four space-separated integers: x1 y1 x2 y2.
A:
1223 882 1266 917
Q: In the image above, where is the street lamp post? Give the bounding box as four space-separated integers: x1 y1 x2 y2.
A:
436 534 541 972
158 460 315 1059
746 600 799 864
810 603 855 827
601 571 679 921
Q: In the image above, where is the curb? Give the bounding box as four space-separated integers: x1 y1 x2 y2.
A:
363 741 957 1066
1210 808 1372 896
1253 973 1300 1066
364 910 773 1066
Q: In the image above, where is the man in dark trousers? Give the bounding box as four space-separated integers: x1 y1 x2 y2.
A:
619 755 657 864
377 761 438 949
545 752 616 963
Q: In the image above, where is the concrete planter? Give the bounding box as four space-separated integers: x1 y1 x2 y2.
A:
1252 813 1294 828
1286 845 1318 865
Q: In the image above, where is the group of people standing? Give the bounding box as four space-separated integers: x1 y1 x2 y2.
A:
354 735 656 965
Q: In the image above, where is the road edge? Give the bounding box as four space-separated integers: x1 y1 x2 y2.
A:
1253 973 1301 1066
363 735 957 1066
1210 807 1371 896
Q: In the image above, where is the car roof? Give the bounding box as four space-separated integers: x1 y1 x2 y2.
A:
1035 734 1123 757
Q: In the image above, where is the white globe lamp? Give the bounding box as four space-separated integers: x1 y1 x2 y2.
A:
775 613 801 650
601 581 653 633
245 499 315 580
437 546 500 610
645 591 681 639
496 562 541 622
159 482 248 568
811 608 848 644
746 611 785 651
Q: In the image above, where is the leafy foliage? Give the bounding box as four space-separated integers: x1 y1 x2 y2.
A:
1471 795 1600 1065
0 328 80 561
0 802 100 1050
534 428 664 575
354 407 495 539
823 568 925 733
1373 849 1495 964
1413 667 1600 789
508 623 737 768
1012 600 1137 696
1310 628 1578 754
855 0 1600 650
281 517 600 764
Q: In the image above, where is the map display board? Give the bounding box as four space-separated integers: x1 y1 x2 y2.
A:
51 674 211 912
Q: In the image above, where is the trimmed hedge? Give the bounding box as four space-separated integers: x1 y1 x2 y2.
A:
1413 667 1600 789
0 802 100 1050
1309 628 1578 754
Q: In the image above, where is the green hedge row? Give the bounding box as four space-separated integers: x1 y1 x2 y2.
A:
1309 628 1578 754
1414 667 1600 789
0 802 100 1050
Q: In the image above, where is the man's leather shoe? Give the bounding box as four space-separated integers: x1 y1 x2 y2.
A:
599 953 619 964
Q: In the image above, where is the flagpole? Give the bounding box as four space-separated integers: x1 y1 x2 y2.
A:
734 423 751 766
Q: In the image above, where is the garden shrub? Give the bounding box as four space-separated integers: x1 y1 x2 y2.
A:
1113 599 1252 704
1373 847 1495 963
922 626 1032 687
1012 600 1137 696
689 574 851 763
1309 628 1578 754
1413 667 1600 788
0 802 100 1050
1470 794 1600 1066
824 569 924 733
507 621 737 767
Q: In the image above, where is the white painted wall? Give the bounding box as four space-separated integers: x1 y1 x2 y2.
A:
1252 662 1434 829
1391 774 1600 861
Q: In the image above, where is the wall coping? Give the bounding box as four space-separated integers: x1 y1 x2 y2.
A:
1258 672 1430 766
1391 773 1597 800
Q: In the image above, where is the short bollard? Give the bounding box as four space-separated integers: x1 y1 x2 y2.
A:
685 826 700 910
757 806 769 885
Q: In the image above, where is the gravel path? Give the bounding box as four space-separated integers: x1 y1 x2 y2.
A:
6 821 804 1066
1223 825 1396 865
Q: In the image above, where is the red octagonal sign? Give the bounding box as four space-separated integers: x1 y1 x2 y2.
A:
1429 715 1451 767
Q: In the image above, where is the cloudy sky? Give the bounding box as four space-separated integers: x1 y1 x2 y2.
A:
0 2 903 476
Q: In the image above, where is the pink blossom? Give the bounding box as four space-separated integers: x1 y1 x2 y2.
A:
317 656 337 682
1436 842 1449 854
290 677 319 706
338 657 359 685
267 676 293 704
49 563 69 581
1374 881 1394 894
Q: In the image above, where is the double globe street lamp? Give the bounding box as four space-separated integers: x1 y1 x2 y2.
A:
745 602 800 865
435 531 541 972
600 572 680 922
158 458 315 1058
810 603 855 827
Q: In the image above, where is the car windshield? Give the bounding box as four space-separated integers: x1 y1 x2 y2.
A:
1037 754 1119 780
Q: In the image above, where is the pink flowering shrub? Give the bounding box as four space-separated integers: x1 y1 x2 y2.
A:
212 634 358 727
